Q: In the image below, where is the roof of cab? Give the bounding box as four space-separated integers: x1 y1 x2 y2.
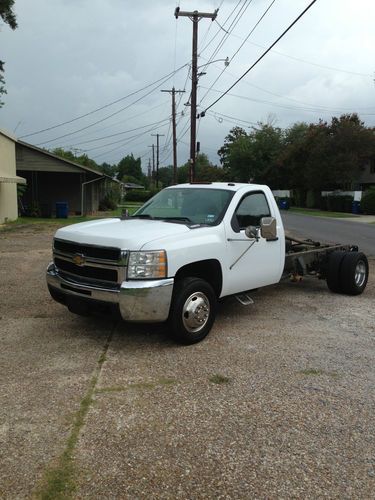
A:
166 182 267 192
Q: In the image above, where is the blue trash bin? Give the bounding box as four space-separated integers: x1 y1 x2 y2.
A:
56 202 69 218
279 199 290 210
352 200 361 214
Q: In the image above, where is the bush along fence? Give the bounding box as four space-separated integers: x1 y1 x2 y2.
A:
273 189 375 214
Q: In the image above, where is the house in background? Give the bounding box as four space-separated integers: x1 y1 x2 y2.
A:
356 157 375 190
16 141 121 216
0 129 26 224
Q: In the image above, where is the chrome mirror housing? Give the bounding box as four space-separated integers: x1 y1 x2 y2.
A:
260 217 277 240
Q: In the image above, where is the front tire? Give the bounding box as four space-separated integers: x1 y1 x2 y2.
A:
168 277 217 344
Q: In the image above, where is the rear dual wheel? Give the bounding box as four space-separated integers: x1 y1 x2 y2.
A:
327 251 369 295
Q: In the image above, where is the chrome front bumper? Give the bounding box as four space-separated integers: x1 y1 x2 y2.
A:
46 262 174 322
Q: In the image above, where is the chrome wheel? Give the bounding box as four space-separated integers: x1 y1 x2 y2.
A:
182 291 210 333
355 260 367 287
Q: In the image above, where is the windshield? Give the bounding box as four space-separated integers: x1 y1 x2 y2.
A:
133 187 234 226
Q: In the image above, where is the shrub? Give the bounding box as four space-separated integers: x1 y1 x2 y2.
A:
306 190 321 209
125 190 155 202
99 184 121 211
99 195 117 211
361 189 375 214
325 195 353 213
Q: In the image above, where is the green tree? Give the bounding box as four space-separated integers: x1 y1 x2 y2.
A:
196 153 226 181
0 0 17 107
177 163 189 183
117 154 142 181
279 122 310 191
51 148 100 171
282 114 375 192
218 124 283 185
99 162 116 177
249 124 284 187
217 126 248 171
158 166 173 187
176 154 225 183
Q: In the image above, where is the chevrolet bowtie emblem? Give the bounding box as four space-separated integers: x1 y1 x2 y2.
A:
73 253 85 266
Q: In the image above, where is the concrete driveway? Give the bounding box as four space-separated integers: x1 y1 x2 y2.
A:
1 224 375 498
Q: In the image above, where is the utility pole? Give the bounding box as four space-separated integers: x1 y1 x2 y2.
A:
151 133 165 188
148 144 155 185
147 158 152 180
175 7 218 182
161 87 185 184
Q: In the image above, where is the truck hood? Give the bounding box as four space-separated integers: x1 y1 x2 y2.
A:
54 218 191 250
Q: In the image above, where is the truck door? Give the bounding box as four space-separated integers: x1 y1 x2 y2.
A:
223 190 282 295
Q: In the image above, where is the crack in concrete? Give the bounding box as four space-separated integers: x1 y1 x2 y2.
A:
34 325 116 500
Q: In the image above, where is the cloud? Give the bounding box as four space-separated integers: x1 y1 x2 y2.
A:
1 0 374 168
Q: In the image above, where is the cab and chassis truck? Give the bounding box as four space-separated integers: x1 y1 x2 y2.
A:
47 183 369 344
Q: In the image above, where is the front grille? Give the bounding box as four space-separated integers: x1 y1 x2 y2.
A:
54 239 121 261
54 257 118 283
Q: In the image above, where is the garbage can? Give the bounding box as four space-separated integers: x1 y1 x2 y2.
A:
56 202 69 218
279 199 290 210
352 200 361 214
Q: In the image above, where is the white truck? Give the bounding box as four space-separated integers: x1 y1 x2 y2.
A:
47 183 369 344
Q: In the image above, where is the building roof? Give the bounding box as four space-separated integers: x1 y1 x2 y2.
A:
1 126 122 183
17 140 107 177
123 182 144 189
0 128 17 143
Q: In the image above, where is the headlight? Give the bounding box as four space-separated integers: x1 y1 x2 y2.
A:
127 250 167 279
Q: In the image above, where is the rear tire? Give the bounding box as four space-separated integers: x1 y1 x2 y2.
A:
168 277 217 344
326 251 346 293
340 252 369 295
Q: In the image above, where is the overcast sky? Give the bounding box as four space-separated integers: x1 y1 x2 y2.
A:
1 0 374 171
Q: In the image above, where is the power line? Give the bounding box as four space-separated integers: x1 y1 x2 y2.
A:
200 84 375 115
199 0 243 56
207 110 258 126
201 0 319 115
200 0 251 74
35 69 184 146
237 79 375 112
199 0 277 105
219 28 373 78
91 121 169 160
199 61 375 112
230 0 277 63
84 120 170 153
66 117 170 147
59 100 170 148
20 63 189 139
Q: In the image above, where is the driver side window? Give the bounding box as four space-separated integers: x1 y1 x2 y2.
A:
233 192 271 230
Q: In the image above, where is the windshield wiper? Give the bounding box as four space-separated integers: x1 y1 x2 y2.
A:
161 216 192 223
131 214 154 219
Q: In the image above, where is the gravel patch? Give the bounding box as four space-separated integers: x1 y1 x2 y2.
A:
1 225 374 498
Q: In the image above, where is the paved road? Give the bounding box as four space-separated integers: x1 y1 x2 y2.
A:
282 212 375 257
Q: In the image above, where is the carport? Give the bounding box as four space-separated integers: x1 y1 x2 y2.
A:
16 141 117 216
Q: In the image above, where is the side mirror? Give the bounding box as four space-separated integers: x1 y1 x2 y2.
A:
245 225 260 240
260 217 277 240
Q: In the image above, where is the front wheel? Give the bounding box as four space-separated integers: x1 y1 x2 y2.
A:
168 277 217 344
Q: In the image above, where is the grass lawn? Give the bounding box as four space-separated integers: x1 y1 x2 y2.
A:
0 203 144 233
287 207 357 218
